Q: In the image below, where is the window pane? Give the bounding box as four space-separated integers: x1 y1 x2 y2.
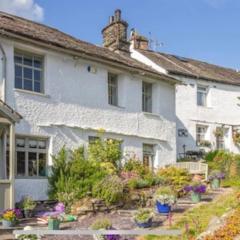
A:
29 139 37 148
28 152 37 176
38 140 46 149
14 55 22 64
142 82 152 112
16 138 25 148
15 65 22 77
24 56 32 66
108 73 118 106
17 152 25 176
34 81 41 93
39 153 46 177
24 79 33 91
34 58 42 68
15 77 22 89
24 68 32 80
34 70 41 81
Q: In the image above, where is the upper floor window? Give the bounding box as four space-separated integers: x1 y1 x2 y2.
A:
15 136 48 178
14 50 44 93
142 82 152 113
197 85 208 106
196 125 208 145
108 73 118 106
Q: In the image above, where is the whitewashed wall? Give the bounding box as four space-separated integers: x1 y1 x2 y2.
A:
175 76 240 155
0 38 177 201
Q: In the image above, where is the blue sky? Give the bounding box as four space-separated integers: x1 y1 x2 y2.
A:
1 0 239 69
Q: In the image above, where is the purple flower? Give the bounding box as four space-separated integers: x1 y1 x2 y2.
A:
13 208 22 218
105 235 121 240
209 171 225 180
54 202 65 213
184 184 206 194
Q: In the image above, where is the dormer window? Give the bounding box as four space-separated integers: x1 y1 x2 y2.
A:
197 85 208 106
14 50 44 93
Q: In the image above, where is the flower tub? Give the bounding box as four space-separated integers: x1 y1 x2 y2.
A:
0 208 21 228
134 208 153 228
156 202 171 214
48 218 60 230
154 186 176 214
184 182 206 203
209 170 225 190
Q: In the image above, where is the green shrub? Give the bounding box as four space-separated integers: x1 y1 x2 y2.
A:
123 158 149 177
91 218 112 230
157 166 191 193
204 150 220 162
88 138 121 167
48 146 107 211
92 175 124 205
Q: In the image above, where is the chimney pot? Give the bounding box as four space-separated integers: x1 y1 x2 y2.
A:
109 16 114 23
115 9 121 21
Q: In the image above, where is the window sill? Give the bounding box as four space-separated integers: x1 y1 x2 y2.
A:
197 105 212 109
142 112 161 118
108 104 125 110
14 88 50 98
15 176 48 180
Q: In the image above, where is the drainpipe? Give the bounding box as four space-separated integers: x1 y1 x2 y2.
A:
0 42 6 102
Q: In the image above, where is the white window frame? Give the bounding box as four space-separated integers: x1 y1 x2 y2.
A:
197 85 208 106
196 125 208 145
142 82 152 113
14 136 48 178
14 50 44 93
108 73 118 106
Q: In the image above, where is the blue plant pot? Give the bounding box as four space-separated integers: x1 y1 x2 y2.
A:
135 218 152 228
156 201 171 214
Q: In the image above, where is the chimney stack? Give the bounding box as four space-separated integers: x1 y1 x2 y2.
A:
102 9 130 54
130 29 149 50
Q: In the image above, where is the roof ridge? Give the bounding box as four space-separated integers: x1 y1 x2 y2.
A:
141 48 238 73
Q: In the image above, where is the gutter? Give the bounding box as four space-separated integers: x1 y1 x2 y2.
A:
0 41 6 101
0 30 180 85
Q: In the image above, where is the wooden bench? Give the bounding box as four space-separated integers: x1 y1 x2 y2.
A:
171 162 208 180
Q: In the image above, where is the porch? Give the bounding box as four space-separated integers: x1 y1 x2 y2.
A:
0 100 21 210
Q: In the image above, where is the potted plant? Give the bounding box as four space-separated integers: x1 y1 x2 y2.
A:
48 215 62 230
91 218 120 240
21 196 36 218
209 170 225 189
184 182 206 203
1 208 21 228
134 208 153 228
154 186 176 214
199 140 212 148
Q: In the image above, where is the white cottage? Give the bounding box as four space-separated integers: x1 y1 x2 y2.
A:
0 10 179 210
130 30 240 158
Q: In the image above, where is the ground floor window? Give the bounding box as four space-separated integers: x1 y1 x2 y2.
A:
196 125 208 146
15 136 48 177
143 144 155 171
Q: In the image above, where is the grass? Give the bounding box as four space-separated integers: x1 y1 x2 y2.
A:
144 189 240 240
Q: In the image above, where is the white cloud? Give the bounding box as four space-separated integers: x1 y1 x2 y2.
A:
0 0 44 21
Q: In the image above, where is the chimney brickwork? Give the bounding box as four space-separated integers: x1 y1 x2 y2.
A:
130 29 149 50
102 9 130 54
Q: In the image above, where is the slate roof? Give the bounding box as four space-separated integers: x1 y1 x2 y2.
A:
0 11 178 83
138 49 240 86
